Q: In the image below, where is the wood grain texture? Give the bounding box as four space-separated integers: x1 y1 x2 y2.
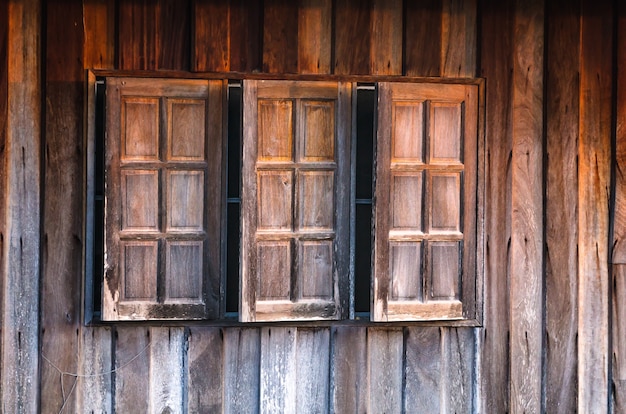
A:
260 327 297 412
157 0 190 70
478 0 514 412
578 0 613 411
263 0 298 73
404 327 441 412
442 328 475 413
0 0 6 394
229 0 262 72
2 1 41 412
223 328 261 414
545 0 580 411
404 0 442 77
83 0 115 69
76 327 113 413
330 327 368 413
295 328 330 412
188 327 223 413
40 1 85 411
193 0 230 72
118 0 158 70
509 1 544 412
334 0 371 74
149 327 185 413
441 0 477 77
298 0 332 74
613 266 626 411
114 327 150 413
368 328 403 413
369 0 402 75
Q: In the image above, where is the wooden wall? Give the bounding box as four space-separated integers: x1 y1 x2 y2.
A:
0 0 625 412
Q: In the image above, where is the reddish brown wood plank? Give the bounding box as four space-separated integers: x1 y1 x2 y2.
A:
40 1 85 411
229 0 262 72
478 0 514 412
369 0 402 75
404 0 442 77
193 0 229 72
263 0 298 73
298 0 332 74
545 0 580 411
441 0 477 77
509 2 544 412
2 1 42 411
118 0 158 70
158 0 190 70
83 0 115 69
334 0 371 75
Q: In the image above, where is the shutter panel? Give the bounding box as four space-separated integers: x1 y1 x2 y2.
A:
373 82 481 321
103 77 224 320
241 80 352 322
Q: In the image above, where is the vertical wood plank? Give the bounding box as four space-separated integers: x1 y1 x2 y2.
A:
229 0 262 72
297 0 332 74
509 1 544 412
442 328 475 413
193 0 230 72
118 0 158 70
83 0 115 69
441 0 477 77
330 327 368 413
1 1 41 412
188 327 223 413
224 328 261 414
334 0 371 75
404 0 442 77
295 328 330 412
76 328 113 413
369 0 402 75
0 1 7 393
149 327 185 414
114 327 150 413
579 0 613 412
403 327 441 412
368 328 403 413
262 0 298 73
478 0 514 412
158 0 191 70
545 0 580 411
613 266 626 411
260 327 297 413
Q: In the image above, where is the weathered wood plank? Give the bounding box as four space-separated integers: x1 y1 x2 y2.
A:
404 0 442 77
509 1 544 412
40 2 85 412
0 0 6 392
118 0 158 70
295 328 330 412
478 0 514 412
613 266 626 411
262 0 298 73
229 0 262 72
193 0 230 72
76 327 113 413
404 327 441 412
545 0 580 411
297 0 331 74
578 0 613 412
334 0 371 75
1 1 41 412
369 0 402 75
441 0 477 77
158 0 190 70
224 328 261 414
83 0 115 69
368 328 403 413
330 327 367 413
260 327 297 412
114 327 150 413
442 328 475 413
188 327 223 413
149 327 185 413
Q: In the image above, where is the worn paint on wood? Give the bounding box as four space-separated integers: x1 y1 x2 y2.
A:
76 327 113 413
260 327 297 412
2 1 41 412
295 328 330 411
545 0 579 411
578 0 613 411
149 327 185 413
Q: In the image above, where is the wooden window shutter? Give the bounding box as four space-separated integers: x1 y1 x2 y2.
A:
103 77 224 321
241 80 352 322
373 82 482 321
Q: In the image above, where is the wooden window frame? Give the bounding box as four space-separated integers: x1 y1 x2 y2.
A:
84 71 484 326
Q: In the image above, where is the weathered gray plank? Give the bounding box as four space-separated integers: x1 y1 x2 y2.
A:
1 1 41 412
441 0 477 77
149 327 185 414
442 328 475 413
114 327 150 413
330 326 368 413
295 328 330 412
76 327 113 413
509 1 544 412
260 327 297 413
578 0 613 412
188 327 223 413
404 327 441 412
613 266 626 412
224 328 261 414
368 328 403 413
545 0 580 411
